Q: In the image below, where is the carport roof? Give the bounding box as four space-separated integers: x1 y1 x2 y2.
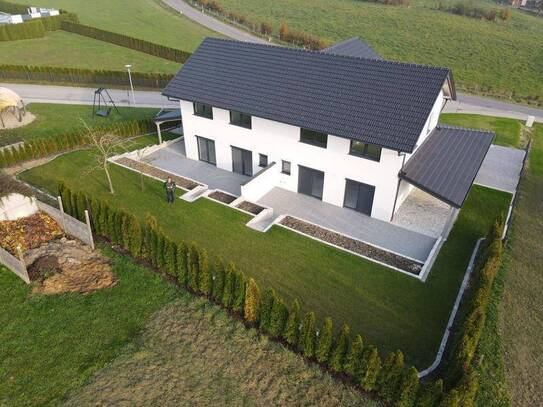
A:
399 126 494 208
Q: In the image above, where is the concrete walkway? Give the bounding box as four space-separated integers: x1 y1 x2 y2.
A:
258 187 436 263
475 145 526 193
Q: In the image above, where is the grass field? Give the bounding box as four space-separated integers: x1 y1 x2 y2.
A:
498 124 543 405
211 0 543 105
0 103 159 147
18 146 510 367
0 31 182 74
439 114 522 148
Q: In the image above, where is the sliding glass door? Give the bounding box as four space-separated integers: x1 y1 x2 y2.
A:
196 136 216 165
343 179 375 216
231 146 253 176
298 165 324 200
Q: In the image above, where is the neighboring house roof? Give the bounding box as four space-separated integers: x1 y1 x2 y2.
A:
399 126 494 207
322 37 382 60
163 38 454 153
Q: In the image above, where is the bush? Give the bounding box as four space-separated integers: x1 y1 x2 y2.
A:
378 350 405 401
0 19 45 41
298 311 316 358
283 299 301 346
315 317 333 364
344 334 364 377
259 287 276 333
187 243 200 292
175 242 188 286
416 379 444 407
268 296 288 338
244 278 260 323
500 8 512 22
329 323 350 372
0 0 29 14
279 21 288 40
198 248 212 295
260 22 272 36
359 346 381 391
396 366 419 407
232 269 246 313
221 263 236 308
211 258 225 301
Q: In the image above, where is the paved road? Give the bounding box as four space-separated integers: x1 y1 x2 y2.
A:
161 0 268 44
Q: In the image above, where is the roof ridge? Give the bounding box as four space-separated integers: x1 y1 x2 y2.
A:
203 37 450 72
436 124 495 134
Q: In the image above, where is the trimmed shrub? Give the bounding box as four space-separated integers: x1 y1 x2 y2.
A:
360 345 381 391
416 379 444 407
298 311 316 358
259 287 276 333
344 334 364 378
279 21 288 40
187 242 200 292
164 239 177 276
221 263 236 308
283 299 301 347
260 21 272 36
378 350 405 401
198 248 212 295
315 317 333 364
211 258 225 301
268 296 288 338
0 0 28 14
0 19 45 41
244 277 260 323
396 366 419 407
232 269 246 313
176 242 188 286
439 389 459 407
127 215 142 257
329 323 350 373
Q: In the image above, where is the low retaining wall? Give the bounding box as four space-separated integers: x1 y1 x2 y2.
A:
37 201 94 248
240 162 278 202
0 246 29 283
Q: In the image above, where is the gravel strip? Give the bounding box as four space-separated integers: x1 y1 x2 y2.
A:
280 216 423 274
208 190 237 204
236 201 265 215
115 157 200 190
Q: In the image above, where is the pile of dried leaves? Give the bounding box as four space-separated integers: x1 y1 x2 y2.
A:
0 212 63 255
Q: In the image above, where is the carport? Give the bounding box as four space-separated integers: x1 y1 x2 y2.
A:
152 108 182 144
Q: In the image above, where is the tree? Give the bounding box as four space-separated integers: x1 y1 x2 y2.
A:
457 370 479 407
279 21 289 40
315 317 333 364
344 334 364 378
283 299 301 346
232 269 246 313
134 146 150 191
396 367 419 407
155 230 166 271
82 121 127 194
360 346 381 391
176 242 188 286
222 264 236 308
127 215 142 257
268 296 288 338
439 389 459 407
260 21 272 36
198 248 212 295
244 278 260 323
416 379 443 407
164 239 177 276
212 259 225 301
329 323 351 372
298 311 316 358
187 243 200 292
377 350 405 401
259 288 276 332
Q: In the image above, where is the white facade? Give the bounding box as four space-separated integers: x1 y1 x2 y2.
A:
179 89 444 222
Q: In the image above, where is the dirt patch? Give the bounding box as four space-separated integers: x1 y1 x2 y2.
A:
0 211 63 255
280 216 423 274
236 200 265 215
0 111 35 130
208 190 237 204
26 238 116 295
115 157 200 190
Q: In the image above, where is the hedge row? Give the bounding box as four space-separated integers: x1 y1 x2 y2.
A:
60 21 191 63
56 182 484 406
0 119 154 169
0 64 173 88
0 0 28 14
0 13 79 41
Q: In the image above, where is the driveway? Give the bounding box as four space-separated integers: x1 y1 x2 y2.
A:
475 145 526 193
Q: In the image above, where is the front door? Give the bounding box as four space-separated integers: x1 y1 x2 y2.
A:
343 179 375 216
231 146 253 176
196 136 216 165
298 165 324 200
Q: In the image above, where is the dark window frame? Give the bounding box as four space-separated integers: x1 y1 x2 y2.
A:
259 153 268 167
281 160 291 175
299 128 328 148
343 178 375 216
196 136 216 165
229 110 252 129
349 140 382 162
193 102 213 119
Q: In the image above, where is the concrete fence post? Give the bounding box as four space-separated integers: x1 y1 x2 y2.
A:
16 245 30 284
57 195 64 213
84 210 95 250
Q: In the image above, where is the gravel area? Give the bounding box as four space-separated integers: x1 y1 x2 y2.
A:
208 190 237 204
236 201 265 215
280 216 423 274
115 157 200 190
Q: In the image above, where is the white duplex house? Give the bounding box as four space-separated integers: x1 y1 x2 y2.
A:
163 38 493 223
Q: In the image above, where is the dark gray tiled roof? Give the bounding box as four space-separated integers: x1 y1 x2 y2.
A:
163 38 451 153
399 125 494 207
322 37 382 60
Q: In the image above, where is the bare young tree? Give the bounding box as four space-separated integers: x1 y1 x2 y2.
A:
82 121 126 194
135 146 150 192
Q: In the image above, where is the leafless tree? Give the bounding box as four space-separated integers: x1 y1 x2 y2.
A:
135 146 150 192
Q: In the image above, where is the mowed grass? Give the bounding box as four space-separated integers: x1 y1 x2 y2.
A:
9 0 221 50
19 148 511 367
498 124 543 405
439 113 522 148
0 31 182 74
213 0 543 105
0 103 158 147
65 296 378 406
0 249 179 406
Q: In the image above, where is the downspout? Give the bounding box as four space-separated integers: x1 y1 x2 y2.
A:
390 152 407 222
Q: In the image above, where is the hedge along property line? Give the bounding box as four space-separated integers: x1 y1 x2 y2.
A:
60 21 191 63
0 65 173 89
0 0 28 14
57 182 428 407
0 119 155 169
0 13 79 41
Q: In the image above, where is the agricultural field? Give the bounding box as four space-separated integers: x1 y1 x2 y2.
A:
209 0 543 105
0 31 181 74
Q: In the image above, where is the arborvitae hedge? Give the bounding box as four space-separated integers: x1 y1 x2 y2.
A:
0 13 78 41
60 21 191 63
315 317 333 364
344 334 364 377
0 0 28 14
244 278 260 323
0 64 172 88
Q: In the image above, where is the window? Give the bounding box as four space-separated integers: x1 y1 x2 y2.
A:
281 160 291 175
193 102 213 119
230 110 252 129
349 141 381 162
196 136 216 165
300 128 328 148
344 179 375 216
259 154 268 167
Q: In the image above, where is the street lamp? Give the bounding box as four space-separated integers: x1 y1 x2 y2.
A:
125 64 136 106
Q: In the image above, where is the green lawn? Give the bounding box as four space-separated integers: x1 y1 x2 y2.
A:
18 148 511 367
0 248 179 406
209 0 543 105
0 103 159 147
9 0 221 50
439 113 522 148
0 31 182 74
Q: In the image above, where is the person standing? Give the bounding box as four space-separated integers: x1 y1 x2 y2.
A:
164 176 176 204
